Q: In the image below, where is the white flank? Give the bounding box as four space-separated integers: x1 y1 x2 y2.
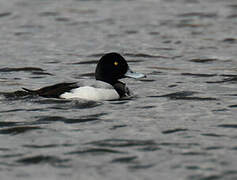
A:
60 86 119 101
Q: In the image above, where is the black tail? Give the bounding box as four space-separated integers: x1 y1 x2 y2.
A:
2 82 78 99
22 82 78 98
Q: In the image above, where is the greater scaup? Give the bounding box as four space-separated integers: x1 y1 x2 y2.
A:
21 52 145 101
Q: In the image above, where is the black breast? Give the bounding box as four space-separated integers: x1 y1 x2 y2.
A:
113 81 131 98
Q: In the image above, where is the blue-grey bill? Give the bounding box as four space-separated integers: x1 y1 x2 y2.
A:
125 68 146 79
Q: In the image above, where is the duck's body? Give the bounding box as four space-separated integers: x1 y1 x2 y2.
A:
60 82 120 101
13 53 145 101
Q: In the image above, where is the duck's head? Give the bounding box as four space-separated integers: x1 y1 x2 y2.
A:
95 52 145 85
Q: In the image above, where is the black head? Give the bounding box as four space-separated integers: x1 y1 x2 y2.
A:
95 53 129 85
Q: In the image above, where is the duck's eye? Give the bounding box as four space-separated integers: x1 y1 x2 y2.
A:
114 61 118 66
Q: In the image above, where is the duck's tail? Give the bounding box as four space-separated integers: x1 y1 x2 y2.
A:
2 82 78 99
22 82 78 98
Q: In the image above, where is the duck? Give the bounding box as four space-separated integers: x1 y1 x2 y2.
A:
19 52 145 101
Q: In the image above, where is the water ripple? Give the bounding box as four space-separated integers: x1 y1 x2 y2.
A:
201 133 225 137
177 12 218 18
217 124 237 128
158 142 199 148
38 12 59 17
222 38 237 44
129 163 155 170
181 73 217 77
188 174 221 180
0 67 46 73
124 53 168 59
149 91 218 101
229 104 237 108
0 153 25 160
111 156 137 163
0 12 11 18
37 113 106 124
109 124 127 130
66 148 125 155
23 144 73 149
0 126 41 135
16 155 70 167
206 77 237 84
87 139 156 148
204 146 223 151
0 121 19 127
71 60 97 65
181 151 208 156
189 58 218 63
162 128 188 134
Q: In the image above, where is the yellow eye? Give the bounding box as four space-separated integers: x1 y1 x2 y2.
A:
114 61 118 66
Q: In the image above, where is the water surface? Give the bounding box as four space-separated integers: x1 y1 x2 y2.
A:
1 0 237 179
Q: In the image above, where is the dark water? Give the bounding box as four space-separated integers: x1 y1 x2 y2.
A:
1 0 237 179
